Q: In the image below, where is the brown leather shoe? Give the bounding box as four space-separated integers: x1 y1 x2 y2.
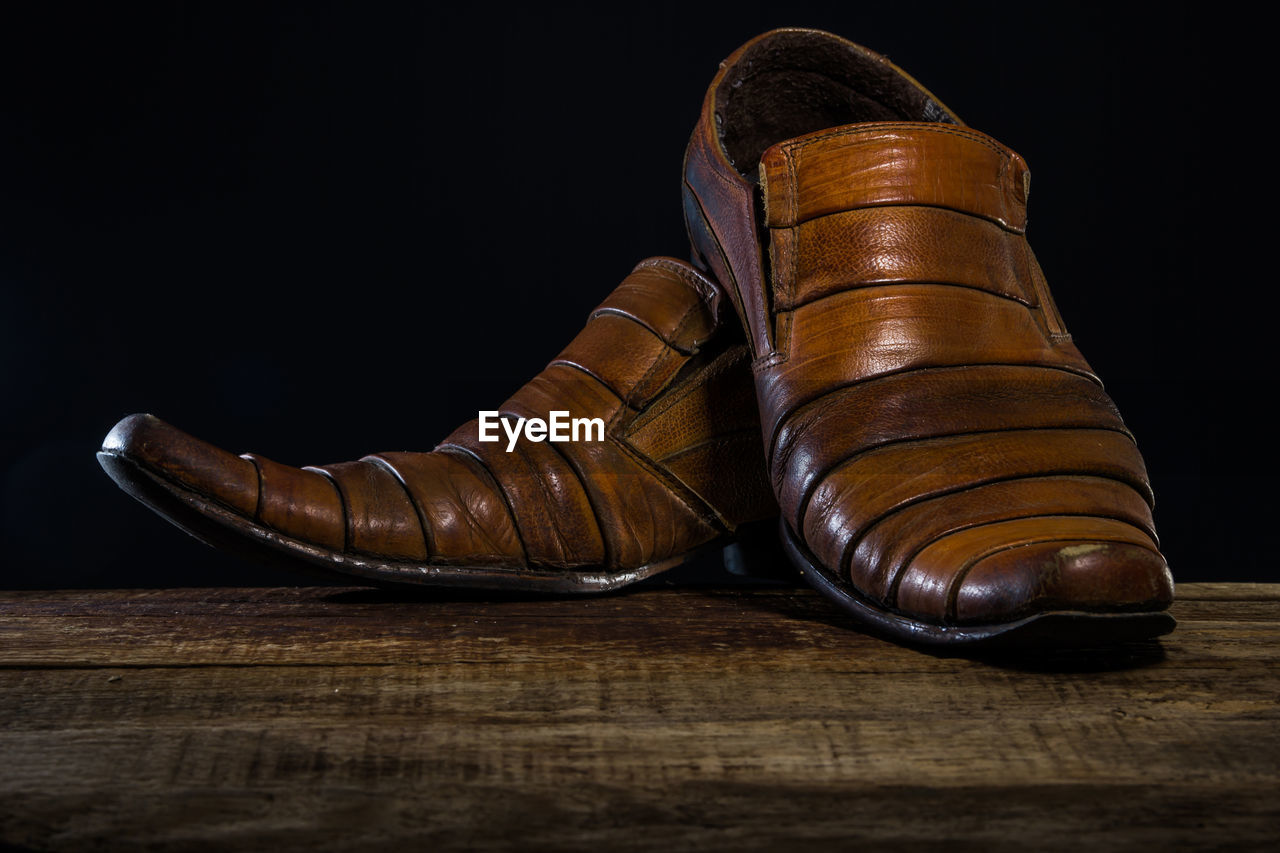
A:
683 28 1174 646
99 258 777 591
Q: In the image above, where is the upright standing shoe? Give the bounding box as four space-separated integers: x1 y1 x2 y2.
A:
99 258 777 591
683 28 1174 647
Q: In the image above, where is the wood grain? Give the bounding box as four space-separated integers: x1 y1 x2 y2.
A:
1 583 1277 851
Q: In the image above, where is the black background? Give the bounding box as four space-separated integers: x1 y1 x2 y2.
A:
0 3 1270 588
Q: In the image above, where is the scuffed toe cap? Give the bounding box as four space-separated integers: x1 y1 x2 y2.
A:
954 540 1174 624
99 413 260 517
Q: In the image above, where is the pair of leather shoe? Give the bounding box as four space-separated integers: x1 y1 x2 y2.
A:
100 28 1174 648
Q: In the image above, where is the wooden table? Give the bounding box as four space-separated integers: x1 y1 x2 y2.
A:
1 583 1276 851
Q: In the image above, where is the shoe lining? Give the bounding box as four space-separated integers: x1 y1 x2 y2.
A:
717 31 954 175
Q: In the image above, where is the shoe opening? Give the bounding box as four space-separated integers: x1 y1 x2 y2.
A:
715 28 957 175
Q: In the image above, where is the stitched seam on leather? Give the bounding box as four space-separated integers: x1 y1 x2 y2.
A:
365 454 435 560
436 445 530 566
940 527 1162 624
796 423 1141 535
867 506 1161 611
766 146 799 361
773 125 1024 232
753 347 787 371
303 466 349 554
632 256 719 308
779 122 1014 161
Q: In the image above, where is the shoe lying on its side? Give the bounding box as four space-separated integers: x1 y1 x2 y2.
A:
99 258 778 591
683 28 1174 646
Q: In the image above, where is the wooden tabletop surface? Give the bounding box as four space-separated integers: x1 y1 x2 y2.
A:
1 582 1276 851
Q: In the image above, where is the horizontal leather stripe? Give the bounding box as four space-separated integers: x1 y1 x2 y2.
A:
758 286 1097 446
503 363 625 427
552 313 683 407
771 365 1129 528
775 206 1035 310
442 417 605 568
850 476 1158 603
592 261 717 353
801 428 1152 577
244 454 345 552
372 451 525 566
315 460 428 561
553 435 718 570
504 362 719 569
761 122 1028 231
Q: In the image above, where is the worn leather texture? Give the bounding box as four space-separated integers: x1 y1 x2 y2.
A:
683 28 1173 627
99 258 777 588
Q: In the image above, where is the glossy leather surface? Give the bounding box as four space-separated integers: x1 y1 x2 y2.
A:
684 28 1173 627
100 258 777 586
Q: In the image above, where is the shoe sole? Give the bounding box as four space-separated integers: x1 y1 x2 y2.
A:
778 518 1176 649
98 449 722 593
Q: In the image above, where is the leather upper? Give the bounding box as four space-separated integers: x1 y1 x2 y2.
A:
102 258 777 573
684 28 1173 624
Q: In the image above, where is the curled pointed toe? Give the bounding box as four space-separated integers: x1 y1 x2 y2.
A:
100 412 261 518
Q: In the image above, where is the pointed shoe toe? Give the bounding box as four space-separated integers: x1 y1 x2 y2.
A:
953 539 1175 624
100 412 262 517
100 258 778 591
686 28 1174 647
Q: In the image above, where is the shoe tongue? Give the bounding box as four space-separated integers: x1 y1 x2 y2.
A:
759 122 1030 233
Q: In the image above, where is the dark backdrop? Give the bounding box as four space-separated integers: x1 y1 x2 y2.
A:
1 2 1270 587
